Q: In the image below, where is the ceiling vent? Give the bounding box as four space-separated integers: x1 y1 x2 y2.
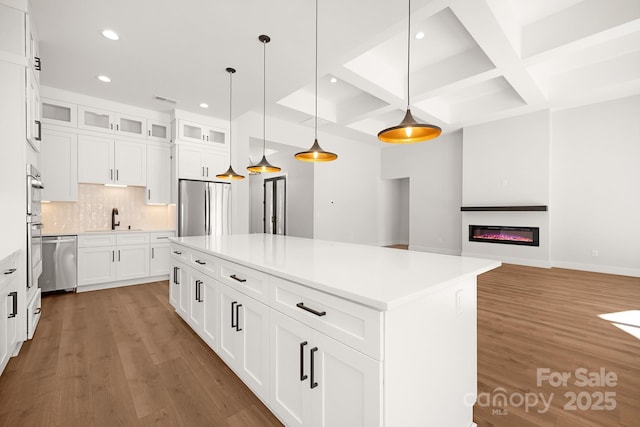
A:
154 94 178 104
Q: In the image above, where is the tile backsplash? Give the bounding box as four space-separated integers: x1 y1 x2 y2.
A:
42 184 175 234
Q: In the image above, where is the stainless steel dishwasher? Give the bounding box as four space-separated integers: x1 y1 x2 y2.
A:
39 235 77 293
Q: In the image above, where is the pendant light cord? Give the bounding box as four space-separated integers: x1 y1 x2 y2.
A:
314 0 318 140
407 0 411 109
263 38 267 157
229 70 233 164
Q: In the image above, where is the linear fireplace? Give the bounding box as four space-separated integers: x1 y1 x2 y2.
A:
469 225 539 247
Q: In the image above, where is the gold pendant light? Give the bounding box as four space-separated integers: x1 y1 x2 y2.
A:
377 0 441 143
248 35 281 173
217 67 245 180
294 0 337 163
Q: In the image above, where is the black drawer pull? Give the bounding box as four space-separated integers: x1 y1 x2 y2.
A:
310 347 318 389
195 259 206 265
235 304 243 331
173 266 180 284
173 251 182 255
300 341 308 381
8 291 18 318
231 301 237 329
296 302 326 317
230 274 246 283
4 268 16 275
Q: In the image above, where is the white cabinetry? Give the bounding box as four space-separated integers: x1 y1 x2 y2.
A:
41 98 77 128
218 282 270 401
78 106 148 139
169 256 189 319
149 232 173 276
177 120 226 146
0 252 20 376
146 144 170 204
26 68 41 151
77 135 147 186
147 120 170 143
40 129 77 202
177 144 227 180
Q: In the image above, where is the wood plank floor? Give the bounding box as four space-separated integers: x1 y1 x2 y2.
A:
0 281 283 427
0 265 638 426
475 264 640 427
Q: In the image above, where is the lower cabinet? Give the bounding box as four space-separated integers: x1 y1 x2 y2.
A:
0 255 19 376
269 309 381 427
169 260 189 320
218 282 270 401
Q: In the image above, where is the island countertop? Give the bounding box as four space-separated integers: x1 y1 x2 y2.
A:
171 234 501 310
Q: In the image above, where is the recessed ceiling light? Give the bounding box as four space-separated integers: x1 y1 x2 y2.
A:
330 77 337 83
199 103 209 108
415 31 425 40
97 75 111 83
102 29 119 41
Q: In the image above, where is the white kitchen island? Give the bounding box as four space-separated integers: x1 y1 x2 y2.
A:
169 234 500 427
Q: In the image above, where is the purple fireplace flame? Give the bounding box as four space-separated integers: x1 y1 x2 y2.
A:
469 225 539 247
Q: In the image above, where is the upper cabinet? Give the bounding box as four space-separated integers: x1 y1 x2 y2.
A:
25 68 41 152
78 106 148 139
176 119 226 147
147 120 171 143
77 135 147 186
25 14 40 82
146 144 171 204
42 98 77 128
41 129 78 202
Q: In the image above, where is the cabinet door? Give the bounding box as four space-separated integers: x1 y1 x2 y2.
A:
114 141 146 186
78 135 114 184
147 120 170 143
170 261 189 320
205 127 226 146
177 145 206 180
310 332 382 427
179 264 190 320
188 272 206 333
146 145 170 204
78 246 117 286
78 105 114 133
42 98 77 127
178 120 205 143
169 263 182 310
0 287 9 372
201 279 218 351
218 283 241 366
41 129 78 202
269 309 313 427
116 244 149 280
115 113 147 138
150 243 170 276
202 150 228 179
236 292 270 400
26 68 41 151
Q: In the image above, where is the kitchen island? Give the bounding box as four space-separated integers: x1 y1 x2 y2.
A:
170 234 500 427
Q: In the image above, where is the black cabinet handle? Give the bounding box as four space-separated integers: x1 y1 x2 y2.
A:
34 56 41 71
195 259 206 265
300 341 308 381
112 250 115 262
230 274 246 283
231 301 237 329
195 280 201 301
8 291 17 318
310 347 318 389
116 169 119 181
296 302 326 317
235 304 243 331
198 281 203 302
152 248 155 258
173 266 179 284
35 307 41 315
148 189 151 200
35 120 41 141
3 268 16 275
116 124 119 131
118 250 121 261
173 251 182 255
110 169 113 180
110 123 113 130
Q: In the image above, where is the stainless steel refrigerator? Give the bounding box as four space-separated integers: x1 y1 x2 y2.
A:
178 180 231 237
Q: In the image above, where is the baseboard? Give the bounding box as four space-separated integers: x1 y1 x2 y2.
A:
76 274 169 293
550 261 640 278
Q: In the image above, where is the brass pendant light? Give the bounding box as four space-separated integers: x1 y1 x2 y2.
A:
217 67 245 180
294 0 337 162
377 0 441 143
247 35 281 173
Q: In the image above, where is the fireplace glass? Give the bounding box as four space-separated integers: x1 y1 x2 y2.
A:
469 225 539 246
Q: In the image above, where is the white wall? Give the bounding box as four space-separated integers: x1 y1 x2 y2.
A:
550 95 640 276
382 131 463 254
378 178 409 246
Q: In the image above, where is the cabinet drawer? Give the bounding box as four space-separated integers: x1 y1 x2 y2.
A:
78 233 117 247
170 244 188 262
189 250 218 279
270 277 383 360
150 231 174 242
117 232 149 245
27 288 42 340
218 259 268 304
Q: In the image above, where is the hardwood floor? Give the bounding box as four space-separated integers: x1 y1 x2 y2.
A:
0 265 638 426
475 264 640 427
0 282 283 427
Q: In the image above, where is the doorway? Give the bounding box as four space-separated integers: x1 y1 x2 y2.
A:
264 176 286 235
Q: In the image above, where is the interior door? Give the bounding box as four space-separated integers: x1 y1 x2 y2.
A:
264 176 286 235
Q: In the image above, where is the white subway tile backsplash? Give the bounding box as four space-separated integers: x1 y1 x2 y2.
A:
42 184 175 234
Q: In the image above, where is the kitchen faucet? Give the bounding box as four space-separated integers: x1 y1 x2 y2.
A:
112 208 120 230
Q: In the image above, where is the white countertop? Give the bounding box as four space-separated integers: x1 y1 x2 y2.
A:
43 229 175 237
172 234 501 310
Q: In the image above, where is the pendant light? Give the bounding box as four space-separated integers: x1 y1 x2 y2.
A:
294 0 337 162
377 0 441 143
247 35 281 173
216 67 245 180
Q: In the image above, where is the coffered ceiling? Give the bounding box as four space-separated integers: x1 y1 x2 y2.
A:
31 0 640 146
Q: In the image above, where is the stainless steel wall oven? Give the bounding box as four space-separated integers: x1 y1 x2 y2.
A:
26 164 44 289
